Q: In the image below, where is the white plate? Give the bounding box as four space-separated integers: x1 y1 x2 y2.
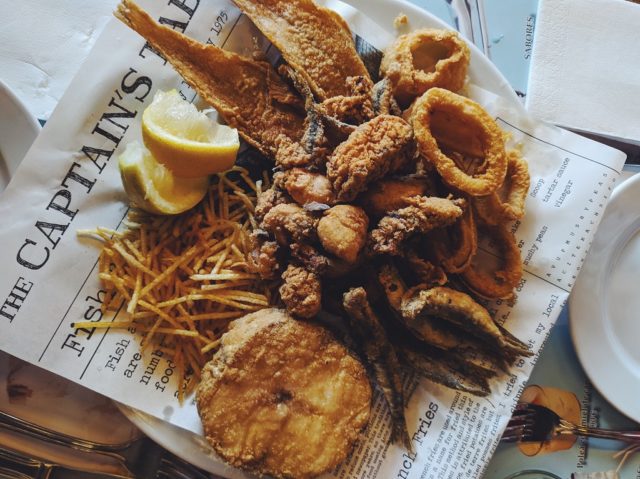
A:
0 79 40 192
569 172 640 422
117 0 520 475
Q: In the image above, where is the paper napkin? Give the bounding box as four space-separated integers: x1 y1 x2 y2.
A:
526 0 640 144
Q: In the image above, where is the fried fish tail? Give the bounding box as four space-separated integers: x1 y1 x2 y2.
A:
401 348 490 397
115 0 305 159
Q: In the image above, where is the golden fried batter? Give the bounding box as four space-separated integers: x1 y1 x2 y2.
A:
233 0 370 100
358 175 433 218
473 149 530 225
380 28 470 107
412 88 508 196
261 203 318 245
255 186 290 222
279 265 322 318
327 115 415 201
317 205 369 263
247 234 281 279
115 0 306 160
278 168 336 206
197 309 371 479
369 196 464 255
318 76 374 125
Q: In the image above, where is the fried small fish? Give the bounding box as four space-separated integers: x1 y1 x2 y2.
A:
233 0 371 100
343 287 412 451
115 0 306 160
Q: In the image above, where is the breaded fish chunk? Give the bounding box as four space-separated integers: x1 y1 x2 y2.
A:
197 309 371 479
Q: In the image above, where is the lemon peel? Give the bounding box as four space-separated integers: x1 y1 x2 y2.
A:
141 89 239 178
118 141 208 215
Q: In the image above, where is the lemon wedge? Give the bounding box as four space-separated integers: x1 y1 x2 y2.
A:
118 141 209 215
141 89 239 178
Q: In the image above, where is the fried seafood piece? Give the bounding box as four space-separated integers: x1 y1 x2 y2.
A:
342 288 412 450
380 29 470 107
404 252 448 287
317 205 369 263
461 223 523 300
197 309 371 479
401 286 530 357
358 175 434 219
371 78 402 117
276 168 336 207
261 203 318 246
255 186 291 222
473 149 530 225
327 115 415 201
247 233 281 280
411 88 508 196
431 203 477 273
280 265 322 318
318 76 375 126
399 348 490 397
232 0 370 100
369 196 465 255
115 0 306 161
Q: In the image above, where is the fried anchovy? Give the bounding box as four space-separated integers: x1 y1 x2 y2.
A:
401 286 530 358
342 287 412 451
400 348 490 397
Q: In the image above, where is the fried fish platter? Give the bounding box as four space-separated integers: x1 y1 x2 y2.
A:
114 0 533 467
197 309 371 479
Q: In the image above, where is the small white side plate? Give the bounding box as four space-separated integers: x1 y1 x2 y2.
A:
570 173 640 422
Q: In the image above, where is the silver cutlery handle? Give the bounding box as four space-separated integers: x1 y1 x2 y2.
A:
558 420 640 442
0 410 135 458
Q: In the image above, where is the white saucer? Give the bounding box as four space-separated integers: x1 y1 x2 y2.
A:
570 172 640 422
0 79 41 192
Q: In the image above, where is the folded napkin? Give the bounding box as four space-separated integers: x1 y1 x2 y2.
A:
526 0 640 144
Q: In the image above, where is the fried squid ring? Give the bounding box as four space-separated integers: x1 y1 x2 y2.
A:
461 223 522 299
412 88 508 196
473 149 530 225
433 203 477 273
380 29 470 107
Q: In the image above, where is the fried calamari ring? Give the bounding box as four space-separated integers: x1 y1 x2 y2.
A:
433 203 477 273
412 88 508 196
473 149 530 225
380 29 470 107
461 223 522 300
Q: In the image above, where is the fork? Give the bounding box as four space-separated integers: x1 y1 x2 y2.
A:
501 403 640 444
0 410 211 478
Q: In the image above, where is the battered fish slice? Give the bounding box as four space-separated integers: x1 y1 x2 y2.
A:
115 0 306 159
342 287 412 451
232 0 371 100
197 309 371 479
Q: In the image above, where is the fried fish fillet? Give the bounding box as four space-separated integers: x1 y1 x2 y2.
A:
233 0 370 100
197 309 371 479
115 0 306 159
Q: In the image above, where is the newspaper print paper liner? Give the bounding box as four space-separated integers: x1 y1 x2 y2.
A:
0 0 626 477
